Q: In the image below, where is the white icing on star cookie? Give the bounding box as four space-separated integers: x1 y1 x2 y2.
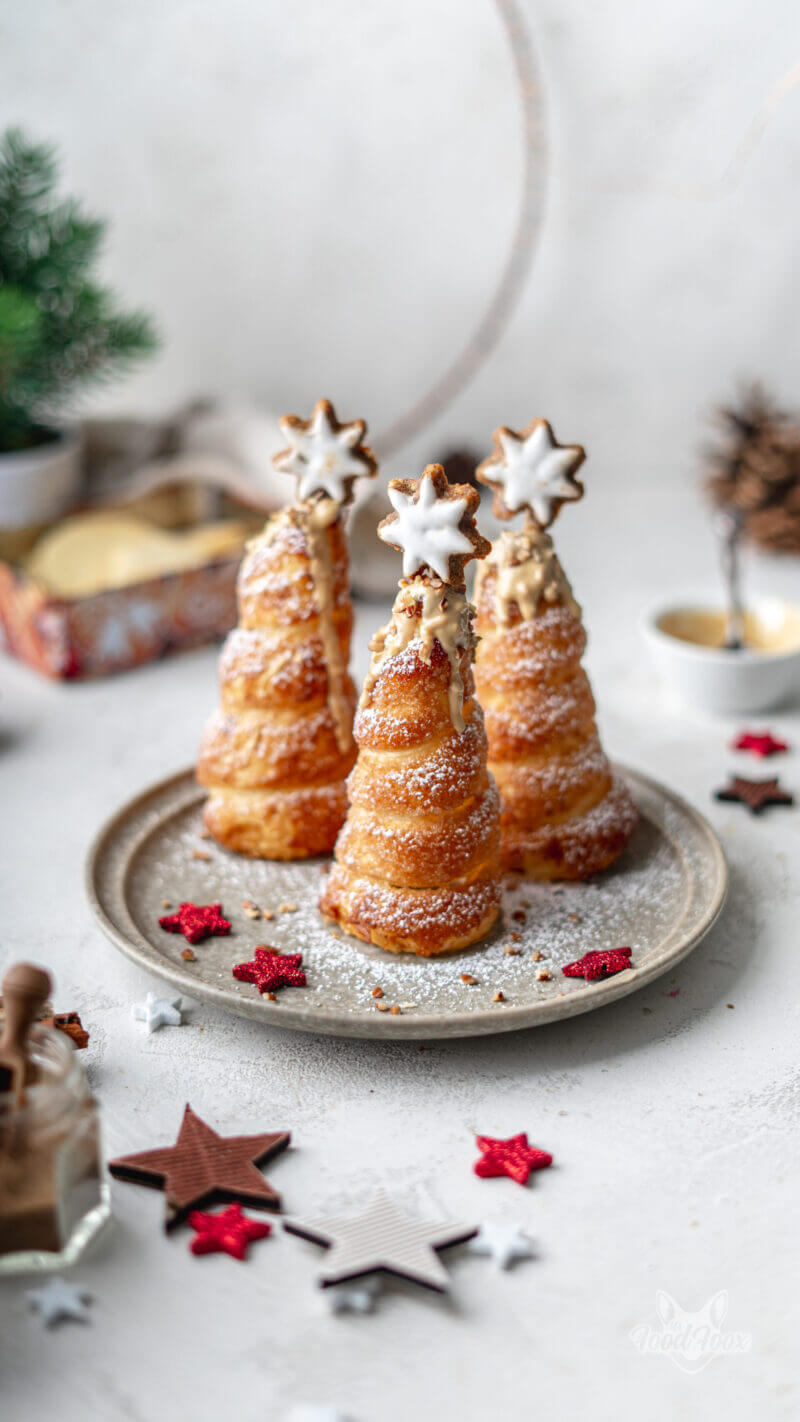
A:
478 418 585 527
274 399 376 506
378 469 475 583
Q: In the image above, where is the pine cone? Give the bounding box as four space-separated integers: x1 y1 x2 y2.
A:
705 385 800 553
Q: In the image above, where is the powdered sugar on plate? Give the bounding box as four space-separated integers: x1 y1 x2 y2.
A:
89 767 726 1038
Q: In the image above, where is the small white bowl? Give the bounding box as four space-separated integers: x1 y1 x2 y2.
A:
642 596 800 716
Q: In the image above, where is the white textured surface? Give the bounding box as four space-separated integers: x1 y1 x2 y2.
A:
1 481 798 1418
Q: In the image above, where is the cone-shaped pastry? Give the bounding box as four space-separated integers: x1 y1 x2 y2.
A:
474 419 637 880
197 399 376 858
320 465 501 955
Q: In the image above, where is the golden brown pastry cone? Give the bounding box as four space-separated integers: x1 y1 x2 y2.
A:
474 520 637 880
321 465 501 955
198 399 376 858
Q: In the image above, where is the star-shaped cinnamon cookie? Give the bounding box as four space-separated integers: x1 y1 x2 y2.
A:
477 418 585 527
273 398 377 506
378 463 490 587
108 1104 290 1230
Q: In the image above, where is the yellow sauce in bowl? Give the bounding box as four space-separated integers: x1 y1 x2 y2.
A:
658 605 800 655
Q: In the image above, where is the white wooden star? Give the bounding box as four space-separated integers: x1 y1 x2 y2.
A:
468 1221 535 1270
478 418 585 527
131 991 183 1034
284 1190 477 1292
378 469 474 582
27 1277 92 1328
274 398 375 505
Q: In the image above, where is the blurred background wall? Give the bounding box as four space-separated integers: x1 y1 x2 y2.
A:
3 0 799 485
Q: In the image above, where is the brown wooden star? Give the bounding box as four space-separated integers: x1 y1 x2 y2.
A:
477 417 585 527
714 776 794 816
378 463 490 588
108 1105 290 1231
273 397 377 507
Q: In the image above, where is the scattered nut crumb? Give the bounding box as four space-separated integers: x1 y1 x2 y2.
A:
192 849 212 862
568 912 582 924
262 909 274 921
199 829 211 840
372 986 384 999
727 1003 735 1009
375 1000 389 1012
389 1005 402 1016
531 950 543 962
256 943 282 954
278 902 297 914
461 973 478 986
180 947 196 962
536 968 552 982
266 992 277 1002
399 1003 416 1010
161 899 172 909
510 931 521 943
503 945 521 956
492 990 505 1003
511 909 526 924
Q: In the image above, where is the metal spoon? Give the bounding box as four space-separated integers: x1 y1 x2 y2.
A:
715 508 746 651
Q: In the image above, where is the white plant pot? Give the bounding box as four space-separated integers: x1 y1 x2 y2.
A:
0 429 83 529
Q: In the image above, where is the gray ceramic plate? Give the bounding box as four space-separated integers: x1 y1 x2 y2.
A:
85 766 727 1040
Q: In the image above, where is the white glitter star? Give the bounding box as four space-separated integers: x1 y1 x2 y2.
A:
274 400 374 504
378 471 473 582
468 1221 535 1270
131 991 183 1034
27 1277 92 1328
482 419 584 526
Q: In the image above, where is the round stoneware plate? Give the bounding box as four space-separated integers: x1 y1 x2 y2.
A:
86 765 727 1040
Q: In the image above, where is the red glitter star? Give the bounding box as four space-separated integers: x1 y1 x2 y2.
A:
474 1133 553 1186
562 947 633 981
159 902 231 945
188 1203 272 1261
232 947 306 994
732 730 789 758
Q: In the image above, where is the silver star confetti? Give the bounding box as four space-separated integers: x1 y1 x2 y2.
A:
131 991 183 1034
284 1190 477 1292
468 1221 535 1270
27 1277 92 1328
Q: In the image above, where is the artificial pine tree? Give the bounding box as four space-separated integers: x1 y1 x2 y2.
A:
0 128 157 452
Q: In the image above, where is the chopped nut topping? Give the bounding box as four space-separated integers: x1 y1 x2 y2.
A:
503 945 521 956
266 992 277 1002
261 909 275 921
461 973 478 985
372 986 384 999
192 849 212 862
510 931 521 943
531 950 543 962
161 899 172 909
375 1000 389 1012
278 902 297 914
389 1005 402 1016
492 990 505 1003
536 968 552 982
180 947 196 962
